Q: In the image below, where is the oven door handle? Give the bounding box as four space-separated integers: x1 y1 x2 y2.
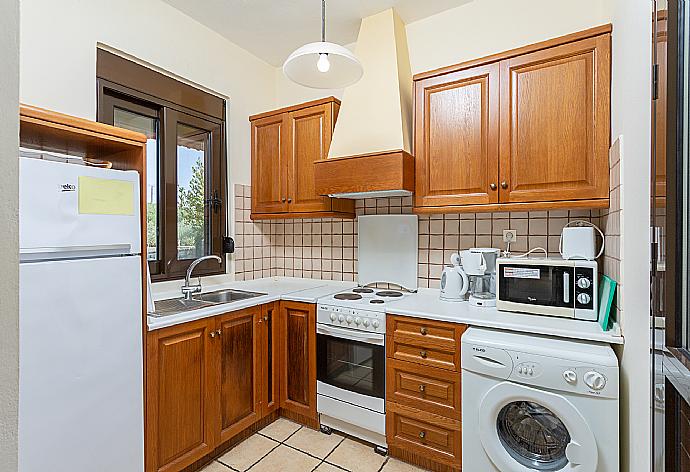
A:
317 325 385 346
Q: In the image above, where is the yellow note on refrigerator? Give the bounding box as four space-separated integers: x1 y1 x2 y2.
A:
78 176 135 215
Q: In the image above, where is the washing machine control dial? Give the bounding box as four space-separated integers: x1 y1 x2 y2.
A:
584 371 607 390
563 370 578 384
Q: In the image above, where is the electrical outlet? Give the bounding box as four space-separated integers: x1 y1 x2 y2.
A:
503 229 517 243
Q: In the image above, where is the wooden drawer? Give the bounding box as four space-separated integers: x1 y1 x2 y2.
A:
387 314 466 353
387 337 460 371
386 402 462 468
387 359 461 420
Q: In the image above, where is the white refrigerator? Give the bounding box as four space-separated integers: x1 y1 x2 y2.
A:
18 157 144 472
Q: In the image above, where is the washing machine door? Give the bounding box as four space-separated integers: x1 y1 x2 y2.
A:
479 382 598 472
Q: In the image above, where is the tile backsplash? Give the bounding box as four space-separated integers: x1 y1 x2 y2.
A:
233 185 602 288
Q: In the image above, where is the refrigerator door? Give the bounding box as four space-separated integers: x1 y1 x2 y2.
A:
19 255 143 472
19 157 141 260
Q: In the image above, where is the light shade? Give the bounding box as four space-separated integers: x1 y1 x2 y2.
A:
283 42 363 89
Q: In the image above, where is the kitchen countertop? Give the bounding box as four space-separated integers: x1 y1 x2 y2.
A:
386 288 624 344
147 277 357 330
148 277 624 344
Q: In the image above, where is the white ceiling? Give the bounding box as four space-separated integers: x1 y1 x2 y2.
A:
162 0 473 66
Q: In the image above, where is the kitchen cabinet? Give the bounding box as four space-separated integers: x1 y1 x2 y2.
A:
385 314 466 472
279 301 318 424
146 319 216 472
250 97 355 219
414 25 611 214
146 303 289 472
215 307 261 443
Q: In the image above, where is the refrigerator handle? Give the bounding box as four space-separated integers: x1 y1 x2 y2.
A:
20 244 133 261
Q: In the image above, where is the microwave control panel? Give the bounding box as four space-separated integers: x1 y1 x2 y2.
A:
574 267 595 310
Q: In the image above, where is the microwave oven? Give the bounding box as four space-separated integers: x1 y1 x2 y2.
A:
496 257 598 321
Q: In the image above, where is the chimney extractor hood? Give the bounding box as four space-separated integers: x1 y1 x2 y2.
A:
314 9 414 199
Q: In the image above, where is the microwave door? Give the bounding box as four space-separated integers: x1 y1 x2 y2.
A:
499 264 574 308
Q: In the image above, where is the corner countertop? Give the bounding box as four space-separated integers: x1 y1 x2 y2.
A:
148 277 624 344
385 288 624 345
147 277 356 331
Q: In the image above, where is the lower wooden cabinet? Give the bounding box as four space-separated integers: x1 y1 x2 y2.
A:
146 303 284 472
279 301 318 423
146 318 216 472
386 314 466 472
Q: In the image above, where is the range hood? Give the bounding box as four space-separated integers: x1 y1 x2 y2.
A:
314 9 414 199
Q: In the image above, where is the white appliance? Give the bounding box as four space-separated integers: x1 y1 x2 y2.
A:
316 214 417 450
19 157 144 472
460 247 500 307
496 257 598 320
462 327 619 472
561 226 598 260
440 253 469 302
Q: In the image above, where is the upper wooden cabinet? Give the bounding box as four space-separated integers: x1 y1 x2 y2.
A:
414 25 612 213
250 97 355 219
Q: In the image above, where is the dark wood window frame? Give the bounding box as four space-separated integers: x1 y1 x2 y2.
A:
96 50 227 281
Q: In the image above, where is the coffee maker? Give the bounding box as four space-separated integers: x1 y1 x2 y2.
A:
459 248 500 307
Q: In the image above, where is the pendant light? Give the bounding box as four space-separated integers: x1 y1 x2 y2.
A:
283 0 363 89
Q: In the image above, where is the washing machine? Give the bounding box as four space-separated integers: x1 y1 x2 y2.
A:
461 327 619 472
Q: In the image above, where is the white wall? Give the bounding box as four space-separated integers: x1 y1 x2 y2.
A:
611 0 652 470
0 0 20 469
20 0 277 186
405 0 613 75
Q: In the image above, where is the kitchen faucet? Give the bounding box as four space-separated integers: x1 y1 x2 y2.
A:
181 255 223 300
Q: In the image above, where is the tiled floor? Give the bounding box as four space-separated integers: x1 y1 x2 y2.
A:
201 418 429 472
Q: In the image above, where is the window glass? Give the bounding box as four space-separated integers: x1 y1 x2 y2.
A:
176 123 209 260
113 107 159 261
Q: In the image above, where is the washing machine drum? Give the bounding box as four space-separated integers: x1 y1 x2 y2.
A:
479 382 598 471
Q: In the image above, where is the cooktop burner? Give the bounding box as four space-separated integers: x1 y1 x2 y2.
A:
352 287 375 294
376 290 404 298
334 293 362 301
370 299 385 304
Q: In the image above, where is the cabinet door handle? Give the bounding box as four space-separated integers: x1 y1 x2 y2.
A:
418 431 426 439
287 198 292 203
216 329 221 336
490 183 497 191
420 350 428 359
210 331 216 338
281 197 286 203
501 181 508 189
420 327 428 335
263 316 268 321
419 384 426 392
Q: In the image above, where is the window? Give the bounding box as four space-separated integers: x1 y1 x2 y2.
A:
97 50 226 281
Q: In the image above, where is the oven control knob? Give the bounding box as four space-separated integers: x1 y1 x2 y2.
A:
362 319 370 327
346 316 353 324
577 277 591 289
584 371 606 390
372 320 380 329
338 315 345 323
354 317 362 325
563 370 577 384
577 293 591 304
330 313 337 321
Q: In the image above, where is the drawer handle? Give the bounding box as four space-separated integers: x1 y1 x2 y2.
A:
420 327 428 335
419 431 426 439
420 350 428 359
419 384 426 393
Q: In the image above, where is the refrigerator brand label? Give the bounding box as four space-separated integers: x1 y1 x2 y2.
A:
504 267 540 279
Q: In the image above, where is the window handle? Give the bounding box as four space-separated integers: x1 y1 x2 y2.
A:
206 190 222 213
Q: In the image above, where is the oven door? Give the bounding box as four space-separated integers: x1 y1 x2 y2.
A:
316 325 386 402
498 263 575 317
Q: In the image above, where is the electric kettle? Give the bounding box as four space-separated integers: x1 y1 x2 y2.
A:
440 253 469 302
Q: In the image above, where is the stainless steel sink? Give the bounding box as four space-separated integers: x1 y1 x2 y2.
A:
150 289 267 317
196 289 267 304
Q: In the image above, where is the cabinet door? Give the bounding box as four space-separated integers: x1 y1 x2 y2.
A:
415 64 500 207
146 319 215 472
280 301 317 420
498 35 611 203
216 307 261 443
251 114 289 214
260 302 281 416
287 104 334 213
